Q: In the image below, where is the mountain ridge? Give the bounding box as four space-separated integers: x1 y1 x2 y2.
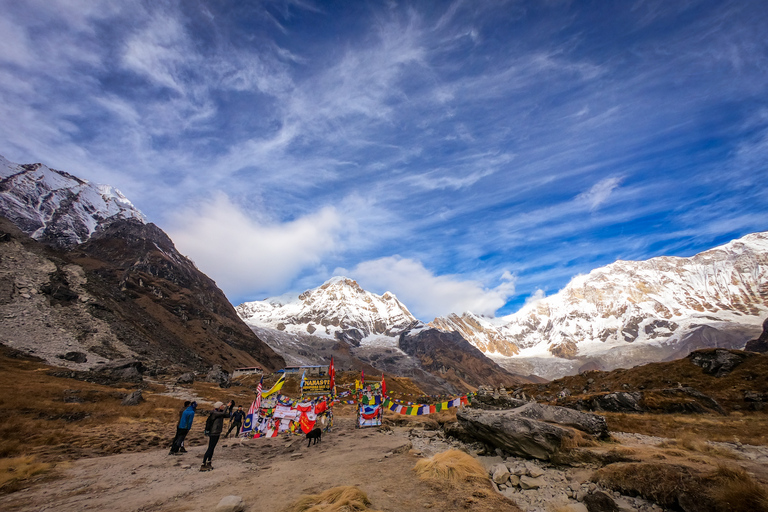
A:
432 231 768 379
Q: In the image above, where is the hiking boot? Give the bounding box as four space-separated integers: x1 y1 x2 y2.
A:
179 447 187 453
206 463 214 470
199 463 210 472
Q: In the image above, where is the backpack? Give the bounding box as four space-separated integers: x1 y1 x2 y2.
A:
204 412 215 436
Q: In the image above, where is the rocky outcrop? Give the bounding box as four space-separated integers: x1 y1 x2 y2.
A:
473 386 529 410
745 317 768 352
457 408 575 461
512 402 609 438
567 387 725 415
688 348 748 377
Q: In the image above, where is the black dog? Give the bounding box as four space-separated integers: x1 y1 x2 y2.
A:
306 428 322 447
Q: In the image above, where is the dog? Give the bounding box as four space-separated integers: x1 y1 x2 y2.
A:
306 428 322 447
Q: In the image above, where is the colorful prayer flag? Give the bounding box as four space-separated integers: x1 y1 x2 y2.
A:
262 373 285 398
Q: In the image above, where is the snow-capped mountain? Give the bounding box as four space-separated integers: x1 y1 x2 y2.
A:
430 312 519 356
0 155 145 248
432 232 768 379
236 277 525 392
236 277 418 345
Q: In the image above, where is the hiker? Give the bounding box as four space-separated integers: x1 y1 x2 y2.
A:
178 401 190 452
169 401 196 455
225 405 245 438
200 401 229 471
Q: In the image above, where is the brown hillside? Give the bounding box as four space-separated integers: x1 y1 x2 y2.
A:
0 216 284 373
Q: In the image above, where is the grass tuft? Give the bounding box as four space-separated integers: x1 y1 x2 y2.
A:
281 486 382 512
413 450 488 483
706 465 768 512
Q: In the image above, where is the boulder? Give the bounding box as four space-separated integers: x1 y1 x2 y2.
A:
583 491 619 512
207 365 230 386
512 402 609 438
121 390 144 406
176 372 195 385
443 420 477 444
524 462 545 478
519 475 544 489
586 392 643 413
492 464 510 484
215 495 245 512
688 349 748 377
457 408 574 461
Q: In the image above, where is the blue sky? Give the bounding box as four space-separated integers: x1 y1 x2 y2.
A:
1 0 767 320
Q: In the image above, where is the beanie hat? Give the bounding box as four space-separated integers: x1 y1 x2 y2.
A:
213 401 224 409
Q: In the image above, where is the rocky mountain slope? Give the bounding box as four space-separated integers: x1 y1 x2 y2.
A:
432 232 768 379
0 155 284 373
0 155 145 248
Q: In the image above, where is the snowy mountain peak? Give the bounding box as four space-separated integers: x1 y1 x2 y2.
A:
236 276 418 344
0 155 146 248
432 231 768 377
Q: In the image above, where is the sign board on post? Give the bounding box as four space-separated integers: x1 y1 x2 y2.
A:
302 377 331 393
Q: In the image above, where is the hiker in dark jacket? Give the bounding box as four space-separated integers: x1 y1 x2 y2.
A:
225 405 245 438
200 401 229 471
169 401 196 455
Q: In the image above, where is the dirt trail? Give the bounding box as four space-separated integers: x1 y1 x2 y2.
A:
0 418 518 512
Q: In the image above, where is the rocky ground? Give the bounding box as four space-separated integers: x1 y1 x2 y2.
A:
4 408 766 512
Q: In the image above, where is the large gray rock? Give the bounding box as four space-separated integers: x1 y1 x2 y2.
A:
206 365 230 386
457 408 573 461
215 495 245 512
176 372 195 385
512 402 609 438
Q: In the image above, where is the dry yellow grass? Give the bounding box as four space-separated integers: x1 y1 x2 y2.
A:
0 457 54 494
603 411 768 445
413 449 488 483
281 486 383 512
0 348 186 467
657 433 740 459
708 465 768 512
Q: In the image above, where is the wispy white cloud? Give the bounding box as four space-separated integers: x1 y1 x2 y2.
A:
168 193 349 298
338 256 516 320
577 176 623 211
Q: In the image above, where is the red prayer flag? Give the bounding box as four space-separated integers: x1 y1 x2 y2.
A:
381 376 386 396
329 356 335 392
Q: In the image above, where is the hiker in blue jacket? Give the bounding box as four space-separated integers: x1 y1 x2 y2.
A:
169 401 197 455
